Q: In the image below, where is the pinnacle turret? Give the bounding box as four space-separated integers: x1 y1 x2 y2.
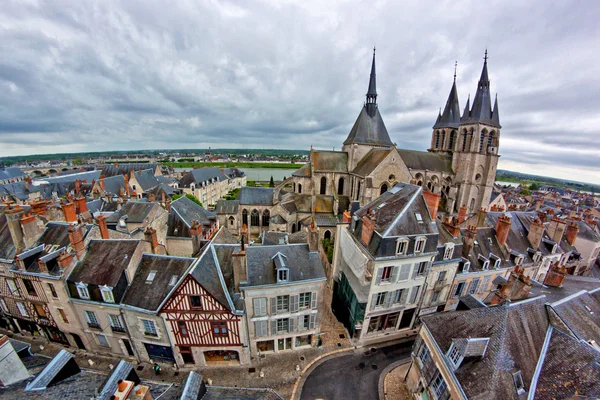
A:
366 47 378 117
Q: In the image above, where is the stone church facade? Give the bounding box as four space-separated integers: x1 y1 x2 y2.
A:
217 50 501 238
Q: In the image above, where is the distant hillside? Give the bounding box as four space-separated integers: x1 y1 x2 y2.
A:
497 170 600 193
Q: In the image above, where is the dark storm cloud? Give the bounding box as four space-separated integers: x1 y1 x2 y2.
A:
1 0 599 183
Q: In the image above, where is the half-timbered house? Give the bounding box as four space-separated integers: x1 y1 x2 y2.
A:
160 243 248 366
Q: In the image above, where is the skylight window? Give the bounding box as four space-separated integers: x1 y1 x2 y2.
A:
415 213 423 222
146 270 157 283
168 275 178 286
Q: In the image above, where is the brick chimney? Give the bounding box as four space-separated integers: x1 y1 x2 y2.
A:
457 204 467 224
342 210 351 223
476 207 488 228
14 255 26 271
5 205 26 253
57 249 74 269
144 227 159 253
96 215 109 239
61 202 77 223
68 224 86 260
100 179 106 191
423 190 441 220
74 196 88 214
148 192 156 202
495 214 511 247
20 212 41 249
232 244 247 292
165 198 171 212
37 258 49 274
75 179 81 195
565 221 579 246
547 216 567 244
30 199 49 216
308 223 320 252
443 216 460 238
361 209 377 247
527 218 545 250
189 220 200 237
489 266 533 305
462 225 476 258
543 263 568 287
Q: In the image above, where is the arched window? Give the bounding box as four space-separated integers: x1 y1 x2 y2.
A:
298 184 302 194
356 181 361 200
338 177 344 195
479 131 486 153
388 174 395 181
470 198 476 212
242 209 248 226
251 210 260 226
435 131 440 148
292 224 296 233
440 131 446 149
461 130 468 152
229 216 235 226
380 184 388 195
324 230 331 240
427 182 432 191
293 183 296 192
488 131 495 147
320 177 327 195
262 209 270 226
297 222 302 232
449 130 456 150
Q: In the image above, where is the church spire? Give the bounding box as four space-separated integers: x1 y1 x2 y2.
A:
492 93 500 125
462 94 470 121
465 49 498 127
433 62 461 129
366 47 377 116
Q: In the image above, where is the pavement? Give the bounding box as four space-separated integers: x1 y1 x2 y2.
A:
299 341 413 400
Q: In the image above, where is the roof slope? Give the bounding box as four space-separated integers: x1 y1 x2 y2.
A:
343 106 393 147
179 168 228 188
169 196 216 236
238 187 274 206
312 151 348 173
397 149 453 174
351 148 392 176
68 240 139 286
101 163 158 178
105 201 156 223
433 80 461 129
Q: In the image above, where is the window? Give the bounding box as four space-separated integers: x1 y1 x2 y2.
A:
7 279 19 296
142 319 157 336
146 270 157 282
431 291 440 303
513 371 526 395
415 237 426 253
374 292 386 307
443 244 454 260
48 283 58 298
300 315 311 330
415 213 423 223
409 286 421 304
262 209 270 226
277 269 288 282
380 266 392 283
23 279 37 296
276 318 289 333
109 314 125 332
438 271 447 282
251 210 260 226
76 283 90 299
96 334 109 347
276 295 289 313
468 278 480 294
190 295 202 309
431 371 448 399
462 262 470 273
448 130 456 150
493 258 501 269
453 281 466 298
0 299 8 313
211 321 227 337
416 262 428 276
100 286 115 303
482 260 490 270
297 184 302 194
242 209 248 226
417 342 431 366
338 177 344 195
178 321 188 336
58 308 69 323
320 177 326 195
479 131 486 153
448 343 462 368
253 297 267 316
435 130 440 148
299 292 311 309
396 239 408 255
85 310 99 328
168 275 178 286
393 289 405 304
16 302 28 317
254 320 268 337
380 184 388 195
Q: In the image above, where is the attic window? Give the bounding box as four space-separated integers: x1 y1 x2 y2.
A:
443 243 454 260
415 213 423 223
513 371 526 395
100 285 114 303
168 275 178 286
377 202 387 209
462 261 471 273
278 269 288 282
533 252 542 262
447 343 463 369
396 238 409 256
415 237 426 254
146 270 157 283
493 258 501 269
76 282 90 300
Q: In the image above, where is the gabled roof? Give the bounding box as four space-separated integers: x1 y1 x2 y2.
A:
351 148 392 176
101 163 158 178
169 196 216 236
238 187 274 206
0 213 17 261
105 201 156 224
343 106 394 147
312 151 348 173
122 254 195 311
133 168 160 191
96 360 138 400
178 168 228 188
397 149 453 174
98 174 126 195
180 371 284 400
0 167 26 181
25 350 79 392
548 290 600 344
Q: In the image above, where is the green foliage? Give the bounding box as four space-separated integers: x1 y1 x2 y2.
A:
322 238 335 263
529 182 539 191
269 176 275 187
520 189 531 195
163 161 303 169
172 193 203 208
72 157 84 165
224 188 240 200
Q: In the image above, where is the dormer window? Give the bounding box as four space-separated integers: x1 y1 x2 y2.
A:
415 237 426 254
278 269 288 282
190 184 195 191
533 252 542 262
447 343 463 369
494 258 501 269
462 261 470 273
513 371 526 395
552 244 557 254
76 282 90 299
415 213 423 223
273 252 289 283
515 255 524 266
443 243 454 260
396 238 409 256
100 285 114 303
483 260 490 270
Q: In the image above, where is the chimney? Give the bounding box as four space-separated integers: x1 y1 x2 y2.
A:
476 207 488 228
565 221 579 246
74 196 88 215
241 223 248 249
232 245 247 292
5 205 26 253
457 205 467 224
189 220 200 237
30 199 48 216
537 211 547 223
68 224 86 260
495 214 511 247
443 217 460 238
61 202 77 223
100 179 106 191
361 209 377 247
527 218 545 250
342 210 351 223
37 258 49 274
57 249 73 269
308 223 320 252
15 255 26 271
161 191 166 204
20 212 41 249
148 192 156 202
547 216 567 243
423 190 441 220
96 215 109 239
124 175 131 197
462 225 476 258
543 263 568 287
535 199 542 211
75 179 81 195
144 227 159 253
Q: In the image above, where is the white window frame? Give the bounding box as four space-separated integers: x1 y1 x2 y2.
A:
16 302 28 317
100 285 115 303
431 371 448 399
276 318 289 333
253 297 267 317
96 334 109 347
447 343 463 369
462 262 470 273
396 238 409 256
76 282 90 300
415 237 426 254
168 275 178 286
374 292 386 307
417 342 431 367
276 295 289 313
513 371 526 395
277 268 289 283
108 314 123 329
299 292 311 310
85 310 99 326
493 258 501 269
443 244 454 260
482 260 490 270
0 299 8 313
7 279 19 296
142 319 158 336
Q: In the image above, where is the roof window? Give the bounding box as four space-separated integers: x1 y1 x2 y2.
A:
146 270 157 283
168 275 178 286
513 371 526 395
415 213 423 222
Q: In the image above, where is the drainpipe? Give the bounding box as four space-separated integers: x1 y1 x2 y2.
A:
119 307 141 363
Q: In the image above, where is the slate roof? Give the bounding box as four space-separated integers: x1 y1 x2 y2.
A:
433 80 461 129
459 226 509 272
315 213 339 227
122 254 195 311
0 167 26 181
179 372 283 400
169 196 217 236
461 57 500 128
548 290 600 344
105 201 156 224
215 200 240 214
41 170 101 184
220 167 246 178
312 151 348 173
0 213 17 261
351 148 392 176
238 187 274 206
98 174 126 195
25 350 76 392
86 199 103 214
244 243 325 287
397 149 453 174
68 240 139 286
133 168 160 191
343 106 394 147
262 231 289 245
101 163 158 178
291 163 311 178
179 168 228 188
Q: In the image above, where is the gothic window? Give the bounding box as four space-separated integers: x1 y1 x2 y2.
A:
470 198 476 212
297 222 302 232
479 131 486 153
262 209 270 226
435 131 440 148
320 177 327 195
242 209 248 226
488 132 494 147
251 210 260 226
298 184 302 194
462 130 468 151
229 216 235 226
380 184 388 195
324 230 331 240
292 224 296 233
356 181 361 200
338 177 344 195
427 182 432 191
449 130 456 150
440 131 446 149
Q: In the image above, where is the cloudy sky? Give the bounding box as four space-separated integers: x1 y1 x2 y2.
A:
1 1 599 184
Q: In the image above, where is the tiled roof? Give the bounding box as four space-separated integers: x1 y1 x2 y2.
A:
351 148 392 176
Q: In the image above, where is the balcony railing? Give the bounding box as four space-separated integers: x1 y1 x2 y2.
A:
111 326 126 333
87 322 101 329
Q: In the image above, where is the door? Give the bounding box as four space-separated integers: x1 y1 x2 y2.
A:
144 343 175 363
72 333 86 350
123 339 135 357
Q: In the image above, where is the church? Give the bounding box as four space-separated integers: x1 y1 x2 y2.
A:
216 50 501 239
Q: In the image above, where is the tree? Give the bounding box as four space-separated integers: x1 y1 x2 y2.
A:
529 182 539 191
172 193 203 208
269 175 275 187
72 157 84 165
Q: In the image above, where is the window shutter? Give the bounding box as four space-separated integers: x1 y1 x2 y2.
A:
270 297 277 315
400 289 409 304
384 292 393 308
391 266 400 283
410 286 421 304
400 264 411 281
375 267 384 284
291 295 299 313
411 264 419 279
370 294 377 310
288 317 295 333
311 291 318 309
309 314 316 330
270 319 277 336
254 321 262 337
253 298 261 316
260 298 267 315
